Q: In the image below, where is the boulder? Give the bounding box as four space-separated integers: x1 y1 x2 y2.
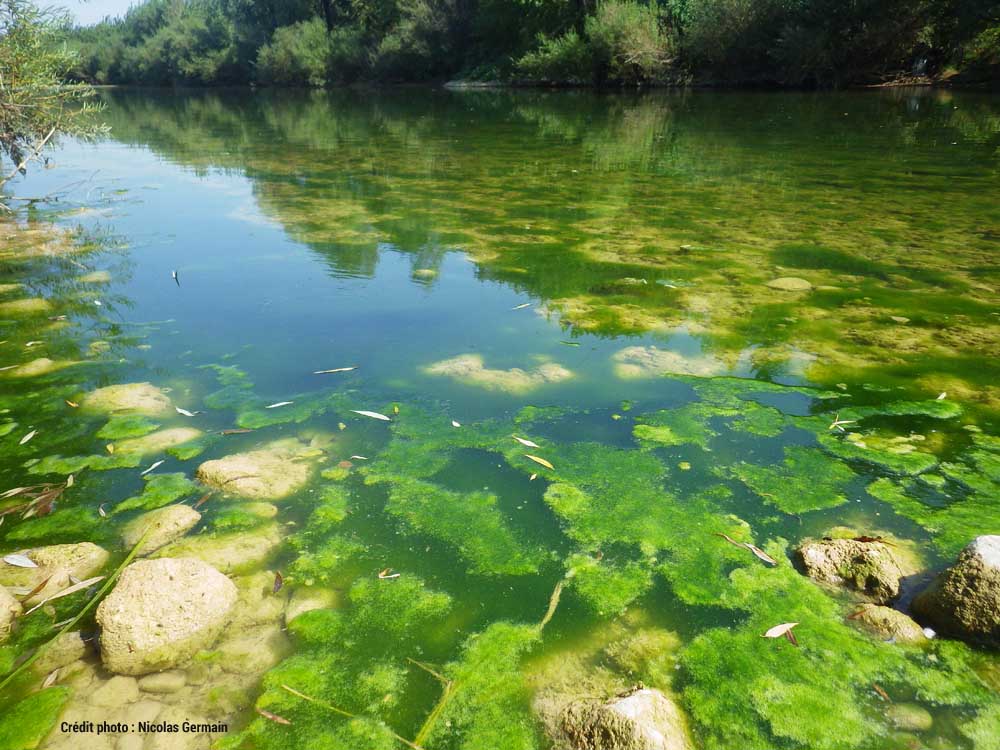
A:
121 505 202 557
765 277 813 292
33 631 89 674
560 688 694 750
80 382 173 417
850 605 927 644
0 586 21 642
913 535 1000 644
196 439 314 500
886 703 933 732
96 558 237 675
0 297 53 316
116 427 203 456
795 538 908 604
286 586 341 625
0 542 109 605
0 357 79 379
152 523 283 575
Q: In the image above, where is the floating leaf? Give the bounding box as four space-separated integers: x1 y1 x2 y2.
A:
452 420 461 428
524 454 554 470
220 428 253 435
273 571 284 593
265 401 294 409
175 407 200 417
513 436 540 448
3 554 37 568
19 430 37 445
41 669 59 689
105 444 114 454
140 460 164 476
314 367 356 374
762 622 799 646
378 568 401 579
24 576 104 615
746 544 778 566
529 473 537 481
193 491 213 510
351 410 391 421
255 708 291 726
1 487 28 499
65 400 78 408
511 303 531 310
349 455 369 460
937 392 947 400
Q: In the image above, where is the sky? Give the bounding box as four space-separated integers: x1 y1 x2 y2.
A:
54 0 138 25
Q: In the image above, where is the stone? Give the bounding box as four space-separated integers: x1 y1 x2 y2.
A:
850 606 927 645
612 345 726 379
81 383 173 417
33 631 89 674
0 542 110 605
146 706 212 750
78 270 112 284
138 670 187 694
96 558 238 676
424 353 573 394
0 585 22 642
560 687 694 750
229 570 288 630
121 505 202 557
286 586 341 625
116 428 203 456
196 439 314 500
765 277 813 292
153 524 283 575
795 537 909 604
90 675 141 707
0 297 53 316
886 703 933 732
0 357 79 378
216 624 290 675
913 535 1000 645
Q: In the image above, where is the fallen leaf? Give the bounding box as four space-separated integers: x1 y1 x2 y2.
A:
192 491 213 510
511 303 531 310
265 401 293 409
1 487 29 499
140 460 164 476
24 576 104 615
873 683 891 702
762 622 799 646
65 400 78 408
42 669 59 688
314 367 356 374
937 392 947 400
378 568 401 580
3 554 37 568
106 444 115 454
98 504 107 518
529 473 537 481
273 571 284 594
175 407 200 417
19 430 37 445
351 410 391 421
25 341 42 347
524 454 554 470
220 428 254 435
451 420 461 428
20 575 52 601
559 340 580 347
513 436 540 448
337 422 347 431
349 455 368 460
392 405 400 415
255 708 291 726
746 544 778 565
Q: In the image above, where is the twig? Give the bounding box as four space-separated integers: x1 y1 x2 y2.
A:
539 579 564 630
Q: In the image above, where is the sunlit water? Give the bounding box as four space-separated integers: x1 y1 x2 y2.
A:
1 88 999 750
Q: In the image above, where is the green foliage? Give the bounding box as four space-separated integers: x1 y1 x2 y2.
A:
112 472 197 513
257 19 350 87
516 28 593 83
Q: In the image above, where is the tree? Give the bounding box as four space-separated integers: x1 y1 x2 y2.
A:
0 0 104 195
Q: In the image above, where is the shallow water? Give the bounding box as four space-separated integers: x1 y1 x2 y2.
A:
1 87 999 750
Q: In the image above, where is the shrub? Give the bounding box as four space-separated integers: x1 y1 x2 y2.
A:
585 0 673 83
515 28 593 84
256 18 334 87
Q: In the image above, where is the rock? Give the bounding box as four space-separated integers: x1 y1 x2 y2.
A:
612 345 726 379
153 524 283 575
286 586 341 625
96 558 237 675
216 623 290 675
90 675 141 707
115 427 203 456
0 357 79 379
33 631 89 673
913 535 1000 644
78 270 112 284
560 687 694 750
0 542 110 605
795 538 908 604
424 353 573 394
138 670 187 694
413 268 438 279
765 277 813 292
121 505 202 556
229 570 288 629
886 703 933 732
196 439 314 500
0 297 53 316
851 606 927 644
890 316 910 324
81 382 173 417
0 586 22 642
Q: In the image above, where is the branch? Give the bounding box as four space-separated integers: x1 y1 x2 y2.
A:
1 125 57 188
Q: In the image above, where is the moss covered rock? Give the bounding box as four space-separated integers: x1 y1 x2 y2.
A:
613 345 727 379
424 353 573 393
0 585 21 642
121 505 202 556
152 523 283 575
885 702 933 732
80 382 173 417
115 427 203 456
795 537 910 604
560 687 694 750
0 297 53 316
0 357 79 379
850 605 927 645
195 438 315 500
96 557 237 676
0 542 109 605
913 535 1000 645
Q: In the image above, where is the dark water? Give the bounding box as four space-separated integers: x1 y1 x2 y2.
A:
1 88 999 750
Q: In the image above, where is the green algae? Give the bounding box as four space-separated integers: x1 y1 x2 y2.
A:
566 553 652 615
2 508 106 545
728 445 855 514
166 434 216 460
202 364 256 410
95 415 160 440
112 472 197 514
27 451 142 475
0 687 70 750
963 704 1000 750
633 404 718 449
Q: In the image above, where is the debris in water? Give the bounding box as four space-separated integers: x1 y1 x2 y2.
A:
3 554 37 568
524 454 554 470
175 407 200 417
265 401 293 409
513 436 540 448
314 367 356 374
273 571 284 594
762 622 799 645
378 568 401 580
351 410 391 421
140 460 164 476
19 430 37 445
511 303 531 310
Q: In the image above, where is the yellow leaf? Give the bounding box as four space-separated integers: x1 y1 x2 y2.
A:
524 454 554 470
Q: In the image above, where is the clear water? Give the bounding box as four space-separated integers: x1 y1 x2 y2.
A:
1 87 999 750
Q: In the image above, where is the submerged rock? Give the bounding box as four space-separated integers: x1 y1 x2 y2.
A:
286 586 341 625
0 542 109 605
0 585 22 642
560 687 694 750
81 382 173 417
424 353 573 393
850 605 927 644
195 438 315 500
0 297 53 316
96 558 237 675
0 357 79 379
32 631 89 674
115 427 203 456
121 505 202 556
765 277 813 292
886 703 933 732
612 346 727 379
152 523 283 575
795 537 909 604
913 535 1000 645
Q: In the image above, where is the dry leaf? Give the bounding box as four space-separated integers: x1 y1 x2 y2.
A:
220 428 254 435
378 568 400 580
511 303 531 310
3 554 37 568
392 405 400 415
192 492 213 510
19 430 37 445
265 401 293 409
937 392 947 400
255 708 291 726
98 504 107 518
106 444 115 454
1 487 28 499
273 571 284 594
337 422 347 431
513 436 540 448
175 407 199 417
349 455 368 461
140 460 164 476
314 367 356 374
746 544 778 566
65 400 78 408
20 575 53 602
351 410 391 421
451 420 461 428
529 473 537 481
42 669 59 688
24 576 104 615
872 683 891 702
762 622 799 646
524 454 554 470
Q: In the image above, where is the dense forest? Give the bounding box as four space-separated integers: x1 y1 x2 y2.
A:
62 0 1000 89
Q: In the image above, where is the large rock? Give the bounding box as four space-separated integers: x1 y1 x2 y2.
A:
152 523 283 575
795 538 908 604
121 505 202 557
81 382 173 417
913 535 1000 644
850 605 927 645
96 558 237 675
0 586 21 642
0 542 109 605
196 439 314 500
560 688 694 750
116 427 203 456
